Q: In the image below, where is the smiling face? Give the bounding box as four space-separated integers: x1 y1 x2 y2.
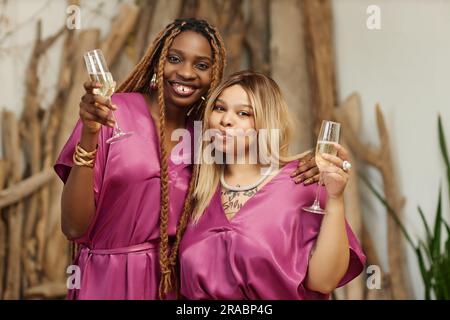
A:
163 30 213 110
208 84 256 158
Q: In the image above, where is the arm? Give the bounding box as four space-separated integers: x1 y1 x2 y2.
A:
61 81 116 240
304 195 349 294
304 143 351 294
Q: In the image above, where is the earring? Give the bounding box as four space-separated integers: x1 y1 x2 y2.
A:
150 73 157 90
187 96 206 117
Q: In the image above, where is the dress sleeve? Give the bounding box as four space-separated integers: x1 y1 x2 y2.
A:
53 119 110 207
296 185 366 297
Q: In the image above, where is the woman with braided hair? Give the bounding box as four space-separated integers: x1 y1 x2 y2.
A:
54 18 319 300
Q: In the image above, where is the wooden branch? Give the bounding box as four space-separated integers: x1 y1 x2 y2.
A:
374 104 410 299
0 169 54 210
333 96 365 299
2 111 23 300
180 0 199 18
100 3 140 66
39 32 78 283
362 224 393 300
302 0 338 135
44 29 99 283
22 20 43 288
335 97 411 299
38 12 80 284
107 3 144 84
245 0 270 74
197 0 245 74
135 0 158 62
56 29 100 166
334 93 381 167
145 0 183 47
270 0 313 153
19 19 65 289
24 282 67 300
37 25 66 56
0 159 8 299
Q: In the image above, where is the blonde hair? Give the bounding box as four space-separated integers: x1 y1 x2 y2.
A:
191 70 309 223
116 18 226 299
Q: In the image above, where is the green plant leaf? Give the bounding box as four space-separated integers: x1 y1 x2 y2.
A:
359 173 415 249
418 206 432 247
431 185 443 260
438 114 450 168
438 114 450 202
416 246 431 300
419 238 432 262
443 220 450 254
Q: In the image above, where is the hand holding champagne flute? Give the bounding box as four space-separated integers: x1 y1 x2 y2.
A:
302 120 344 214
83 49 132 144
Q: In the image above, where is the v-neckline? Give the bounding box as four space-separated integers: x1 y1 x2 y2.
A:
138 93 190 167
218 163 291 224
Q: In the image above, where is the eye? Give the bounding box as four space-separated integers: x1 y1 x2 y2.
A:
212 105 225 112
238 111 251 117
196 62 210 71
168 55 181 64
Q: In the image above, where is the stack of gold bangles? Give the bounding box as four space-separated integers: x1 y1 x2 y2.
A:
73 142 98 168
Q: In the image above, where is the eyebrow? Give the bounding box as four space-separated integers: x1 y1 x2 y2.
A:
169 48 212 62
216 99 253 110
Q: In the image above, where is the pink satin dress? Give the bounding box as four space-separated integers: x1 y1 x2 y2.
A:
179 160 366 300
54 92 192 299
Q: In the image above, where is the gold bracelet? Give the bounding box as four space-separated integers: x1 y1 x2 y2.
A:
73 142 98 168
76 142 98 158
73 152 94 168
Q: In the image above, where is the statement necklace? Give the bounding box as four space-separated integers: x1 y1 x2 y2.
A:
220 167 274 192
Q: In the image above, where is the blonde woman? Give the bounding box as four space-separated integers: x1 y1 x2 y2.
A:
179 70 366 299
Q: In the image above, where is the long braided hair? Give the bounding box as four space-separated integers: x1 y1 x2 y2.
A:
116 18 226 299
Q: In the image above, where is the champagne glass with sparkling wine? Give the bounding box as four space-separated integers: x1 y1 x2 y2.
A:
302 120 341 214
84 49 132 144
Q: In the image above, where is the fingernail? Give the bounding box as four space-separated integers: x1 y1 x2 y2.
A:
304 178 312 185
294 175 303 183
112 104 118 110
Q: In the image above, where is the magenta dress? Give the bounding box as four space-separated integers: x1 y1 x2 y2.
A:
179 160 366 300
54 93 192 300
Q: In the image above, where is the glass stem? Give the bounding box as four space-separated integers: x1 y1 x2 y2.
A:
110 110 122 133
106 94 122 133
313 173 323 206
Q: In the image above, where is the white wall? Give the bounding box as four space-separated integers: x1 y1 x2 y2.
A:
333 0 450 299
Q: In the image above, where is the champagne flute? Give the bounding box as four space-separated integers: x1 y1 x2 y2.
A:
84 49 132 144
302 120 341 214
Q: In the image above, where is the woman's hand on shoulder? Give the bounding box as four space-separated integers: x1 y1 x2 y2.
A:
290 150 320 185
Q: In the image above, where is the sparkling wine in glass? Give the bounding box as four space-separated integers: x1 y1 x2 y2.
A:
302 120 341 214
84 49 132 144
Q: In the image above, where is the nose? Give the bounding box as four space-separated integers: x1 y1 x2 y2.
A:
220 111 234 128
176 62 196 80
